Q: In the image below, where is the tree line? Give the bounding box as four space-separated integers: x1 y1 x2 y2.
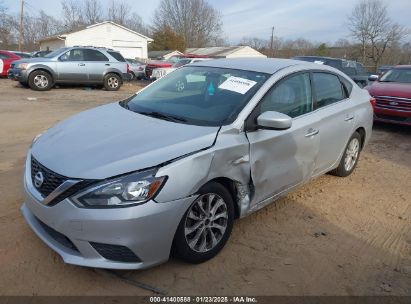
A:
0 0 409 70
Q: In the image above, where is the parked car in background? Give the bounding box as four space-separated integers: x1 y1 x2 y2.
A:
366 65 411 126
31 50 52 58
145 54 209 78
21 58 373 270
376 65 394 76
10 51 32 59
8 46 129 91
293 56 370 88
151 57 211 80
126 58 145 80
0 50 21 77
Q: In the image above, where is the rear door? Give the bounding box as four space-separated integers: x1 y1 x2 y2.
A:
311 72 356 175
246 72 321 206
83 49 110 82
56 48 88 82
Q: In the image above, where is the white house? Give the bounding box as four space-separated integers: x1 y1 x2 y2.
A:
39 21 153 59
185 46 267 58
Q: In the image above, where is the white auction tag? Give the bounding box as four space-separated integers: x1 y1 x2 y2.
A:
218 76 257 95
0 59 3 75
314 60 325 64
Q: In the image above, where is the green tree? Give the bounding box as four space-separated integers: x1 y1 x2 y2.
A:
316 43 330 56
149 26 186 52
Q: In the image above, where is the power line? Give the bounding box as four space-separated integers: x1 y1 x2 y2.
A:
18 0 24 51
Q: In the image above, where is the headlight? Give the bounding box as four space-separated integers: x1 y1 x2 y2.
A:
71 169 167 208
17 63 29 70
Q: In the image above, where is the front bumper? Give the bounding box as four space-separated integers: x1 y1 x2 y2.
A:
21 155 195 269
8 68 28 82
374 108 411 126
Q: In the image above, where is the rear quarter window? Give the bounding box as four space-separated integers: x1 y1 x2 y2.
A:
340 76 353 96
108 51 126 62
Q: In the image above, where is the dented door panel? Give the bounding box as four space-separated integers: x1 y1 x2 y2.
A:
246 113 321 208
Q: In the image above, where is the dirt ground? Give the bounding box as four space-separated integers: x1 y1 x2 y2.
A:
0 78 410 296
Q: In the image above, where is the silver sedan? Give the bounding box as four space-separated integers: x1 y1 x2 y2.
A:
22 58 373 269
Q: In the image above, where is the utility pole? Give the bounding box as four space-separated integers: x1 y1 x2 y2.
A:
270 26 275 58
19 0 24 52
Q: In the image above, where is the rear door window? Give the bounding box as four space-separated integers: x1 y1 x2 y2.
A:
313 73 345 108
108 51 126 62
84 49 109 61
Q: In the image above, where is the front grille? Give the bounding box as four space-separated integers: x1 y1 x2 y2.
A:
31 156 68 197
37 218 79 252
375 96 411 112
90 242 141 263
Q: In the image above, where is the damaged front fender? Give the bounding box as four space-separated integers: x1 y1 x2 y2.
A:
155 127 253 217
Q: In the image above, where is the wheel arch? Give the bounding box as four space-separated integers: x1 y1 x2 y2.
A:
355 127 366 150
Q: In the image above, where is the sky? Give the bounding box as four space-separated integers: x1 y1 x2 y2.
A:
3 0 411 44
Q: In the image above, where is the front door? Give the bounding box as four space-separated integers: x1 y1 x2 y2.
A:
246 72 320 207
56 48 88 82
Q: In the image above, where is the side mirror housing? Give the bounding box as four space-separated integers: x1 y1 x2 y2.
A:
256 111 292 130
368 74 379 82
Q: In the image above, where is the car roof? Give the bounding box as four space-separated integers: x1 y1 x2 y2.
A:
394 65 411 69
190 58 325 75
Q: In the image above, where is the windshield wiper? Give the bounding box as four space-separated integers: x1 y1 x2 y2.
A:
140 111 187 123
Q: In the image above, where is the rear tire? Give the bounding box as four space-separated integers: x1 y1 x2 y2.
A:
28 70 53 91
330 132 361 177
173 182 234 264
104 73 121 91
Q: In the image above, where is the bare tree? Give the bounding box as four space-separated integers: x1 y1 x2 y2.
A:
83 0 102 24
124 13 149 36
239 37 269 51
108 0 130 25
348 0 408 71
61 0 84 30
153 0 222 48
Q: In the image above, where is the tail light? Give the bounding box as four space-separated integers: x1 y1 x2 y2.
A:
370 97 376 110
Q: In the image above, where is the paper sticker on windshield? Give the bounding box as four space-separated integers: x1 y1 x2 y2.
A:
218 77 257 95
314 60 325 65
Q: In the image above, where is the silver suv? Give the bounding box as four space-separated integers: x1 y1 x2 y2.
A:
8 47 128 91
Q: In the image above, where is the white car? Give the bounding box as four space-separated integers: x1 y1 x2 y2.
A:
152 58 211 80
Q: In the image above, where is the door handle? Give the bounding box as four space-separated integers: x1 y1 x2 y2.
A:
305 129 319 138
78 63 85 66
105 63 110 66
344 115 354 122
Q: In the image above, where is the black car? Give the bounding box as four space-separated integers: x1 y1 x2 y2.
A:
31 50 52 58
292 56 369 88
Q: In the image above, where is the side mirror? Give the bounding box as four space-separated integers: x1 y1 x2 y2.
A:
368 75 379 82
257 111 292 130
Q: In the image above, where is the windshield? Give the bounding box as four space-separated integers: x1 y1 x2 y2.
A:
380 68 411 83
44 48 68 58
122 66 269 126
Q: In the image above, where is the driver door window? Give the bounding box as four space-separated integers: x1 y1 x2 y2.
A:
259 73 312 118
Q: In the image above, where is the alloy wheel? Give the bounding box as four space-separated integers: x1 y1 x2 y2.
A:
33 75 49 89
344 137 360 171
184 193 228 253
108 76 119 89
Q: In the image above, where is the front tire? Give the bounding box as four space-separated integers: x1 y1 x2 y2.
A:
173 182 234 264
28 70 53 91
331 132 361 177
104 73 121 91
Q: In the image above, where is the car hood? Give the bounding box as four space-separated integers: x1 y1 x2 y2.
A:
367 82 411 98
31 102 219 179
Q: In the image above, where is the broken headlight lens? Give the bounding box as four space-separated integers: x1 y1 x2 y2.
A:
71 169 166 208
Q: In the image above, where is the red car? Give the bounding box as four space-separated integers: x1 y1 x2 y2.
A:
366 65 411 126
145 54 208 78
0 50 21 77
